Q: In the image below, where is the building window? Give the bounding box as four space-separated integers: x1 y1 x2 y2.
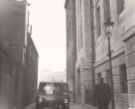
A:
78 0 83 50
103 0 111 21
117 0 125 15
22 50 26 64
96 73 101 84
96 6 101 37
120 64 128 93
96 0 99 3
77 68 81 95
106 70 111 86
97 73 101 79
80 27 83 49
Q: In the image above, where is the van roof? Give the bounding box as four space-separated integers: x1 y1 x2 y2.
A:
39 81 68 85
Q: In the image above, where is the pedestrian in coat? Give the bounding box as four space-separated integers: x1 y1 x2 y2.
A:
94 78 111 109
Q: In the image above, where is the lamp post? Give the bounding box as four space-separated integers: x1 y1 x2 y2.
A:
103 19 115 109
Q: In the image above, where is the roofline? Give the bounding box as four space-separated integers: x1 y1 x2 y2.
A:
64 0 69 9
27 35 39 56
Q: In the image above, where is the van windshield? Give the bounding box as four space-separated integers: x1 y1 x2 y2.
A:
38 82 68 95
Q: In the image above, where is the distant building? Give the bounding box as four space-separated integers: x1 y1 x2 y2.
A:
52 71 67 82
38 69 66 83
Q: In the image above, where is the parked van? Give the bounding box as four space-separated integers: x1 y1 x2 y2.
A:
36 82 70 109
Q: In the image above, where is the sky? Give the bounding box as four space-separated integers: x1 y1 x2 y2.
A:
29 0 66 82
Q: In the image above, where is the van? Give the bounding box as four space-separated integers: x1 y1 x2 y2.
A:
36 82 70 109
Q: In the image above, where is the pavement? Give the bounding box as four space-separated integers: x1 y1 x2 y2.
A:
24 102 97 109
71 103 97 109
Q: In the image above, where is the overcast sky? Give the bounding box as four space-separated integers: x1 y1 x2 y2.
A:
29 0 66 82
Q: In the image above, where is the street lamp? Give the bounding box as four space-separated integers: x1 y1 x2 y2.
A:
103 19 115 109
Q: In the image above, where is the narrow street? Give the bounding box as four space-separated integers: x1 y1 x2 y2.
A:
1 0 135 109
24 103 95 109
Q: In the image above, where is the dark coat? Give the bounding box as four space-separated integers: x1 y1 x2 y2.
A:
94 83 111 107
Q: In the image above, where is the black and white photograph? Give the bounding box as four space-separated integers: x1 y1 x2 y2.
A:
0 0 134 109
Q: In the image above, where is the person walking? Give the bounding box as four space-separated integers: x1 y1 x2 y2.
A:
94 77 111 109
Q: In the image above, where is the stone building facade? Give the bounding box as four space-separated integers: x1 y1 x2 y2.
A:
65 0 135 109
75 0 95 104
94 0 135 109
65 0 95 104
65 0 77 102
25 31 38 105
0 0 38 109
0 0 28 64
94 0 128 108
0 45 26 109
123 1 135 109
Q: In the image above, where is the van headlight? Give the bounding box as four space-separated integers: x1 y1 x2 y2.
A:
39 98 43 102
64 99 68 103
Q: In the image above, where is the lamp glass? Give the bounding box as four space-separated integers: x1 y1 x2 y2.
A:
104 20 114 35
